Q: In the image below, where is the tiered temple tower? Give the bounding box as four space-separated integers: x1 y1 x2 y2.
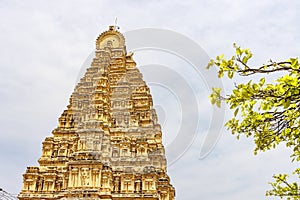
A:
18 26 175 200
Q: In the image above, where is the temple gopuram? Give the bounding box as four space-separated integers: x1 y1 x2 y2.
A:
18 26 175 200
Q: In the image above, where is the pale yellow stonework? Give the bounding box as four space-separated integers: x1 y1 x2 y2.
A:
18 26 175 200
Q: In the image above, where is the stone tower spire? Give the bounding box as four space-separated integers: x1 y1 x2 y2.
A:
18 26 175 200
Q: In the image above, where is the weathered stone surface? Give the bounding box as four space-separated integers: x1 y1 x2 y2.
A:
18 26 175 200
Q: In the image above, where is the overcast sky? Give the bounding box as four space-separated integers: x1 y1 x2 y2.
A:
0 0 299 199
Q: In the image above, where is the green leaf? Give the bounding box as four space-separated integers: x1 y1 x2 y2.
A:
228 71 234 79
236 48 242 56
259 77 265 86
234 108 239 117
283 99 291 108
216 100 221 108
